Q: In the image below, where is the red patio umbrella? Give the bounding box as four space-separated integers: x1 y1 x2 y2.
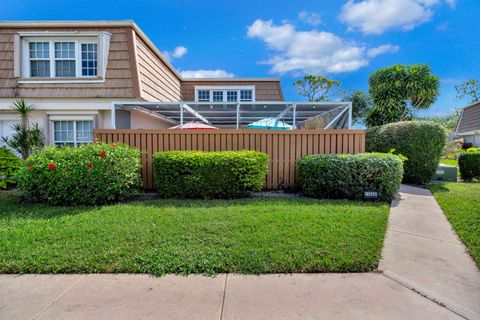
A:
168 121 218 130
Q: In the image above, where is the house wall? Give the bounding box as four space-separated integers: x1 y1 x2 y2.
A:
181 80 284 101
0 26 137 98
463 134 480 147
134 33 182 102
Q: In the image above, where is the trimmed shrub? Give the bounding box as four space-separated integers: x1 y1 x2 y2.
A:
458 152 480 181
366 121 446 184
297 153 404 201
16 142 141 205
153 150 269 199
0 147 21 189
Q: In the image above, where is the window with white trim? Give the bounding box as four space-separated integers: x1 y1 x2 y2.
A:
20 34 107 80
54 42 76 77
53 120 93 146
29 42 50 77
227 91 237 102
197 90 210 102
81 43 98 76
212 91 224 102
195 87 255 102
240 90 253 102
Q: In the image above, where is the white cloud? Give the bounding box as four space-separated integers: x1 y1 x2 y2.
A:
180 69 235 78
445 0 457 8
246 19 397 75
298 11 321 26
340 0 454 35
163 45 188 60
367 44 400 57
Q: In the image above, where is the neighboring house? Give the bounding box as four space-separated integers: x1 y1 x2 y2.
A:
455 102 480 147
0 20 284 146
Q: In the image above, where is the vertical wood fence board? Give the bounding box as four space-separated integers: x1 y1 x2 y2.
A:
94 129 365 190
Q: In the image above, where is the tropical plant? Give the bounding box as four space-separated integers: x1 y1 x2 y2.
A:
0 147 21 189
455 79 480 104
297 153 404 201
2 99 44 159
16 142 142 205
366 121 446 184
294 75 340 102
366 64 440 127
153 150 269 199
341 90 372 124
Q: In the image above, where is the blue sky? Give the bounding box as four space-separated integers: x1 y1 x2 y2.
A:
2 0 479 117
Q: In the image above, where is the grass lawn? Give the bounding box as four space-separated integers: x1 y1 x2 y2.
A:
0 191 389 275
440 158 458 166
428 182 480 267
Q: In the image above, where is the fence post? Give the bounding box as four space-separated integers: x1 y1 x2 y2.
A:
180 103 184 128
292 104 297 129
236 104 240 129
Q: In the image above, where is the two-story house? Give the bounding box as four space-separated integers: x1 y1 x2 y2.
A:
0 20 285 146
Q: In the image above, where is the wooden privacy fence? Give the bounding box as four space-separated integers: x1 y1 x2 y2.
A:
94 129 365 190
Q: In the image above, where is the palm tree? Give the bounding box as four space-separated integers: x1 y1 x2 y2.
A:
10 99 35 129
2 99 43 159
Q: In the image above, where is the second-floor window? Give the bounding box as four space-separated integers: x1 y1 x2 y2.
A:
22 37 99 79
195 87 255 102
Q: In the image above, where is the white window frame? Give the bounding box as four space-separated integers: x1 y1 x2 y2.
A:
22 37 98 79
17 32 111 83
49 116 95 147
194 85 256 102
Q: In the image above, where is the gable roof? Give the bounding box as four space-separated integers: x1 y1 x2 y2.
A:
455 101 480 135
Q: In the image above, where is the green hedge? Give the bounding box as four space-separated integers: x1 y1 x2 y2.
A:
17 142 141 205
153 150 269 199
0 148 21 189
297 153 403 201
458 152 480 181
366 121 446 184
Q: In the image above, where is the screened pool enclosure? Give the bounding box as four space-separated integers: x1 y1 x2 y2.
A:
111 101 352 130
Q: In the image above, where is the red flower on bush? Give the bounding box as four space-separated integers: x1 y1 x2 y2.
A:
111 143 116 148
87 163 93 169
27 165 33 169
100 151 106 158
48 163 56 169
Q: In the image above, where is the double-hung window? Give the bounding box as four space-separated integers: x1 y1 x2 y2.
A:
29 42 50 77
212 91 224 102
195 87 255 102
197 90 210 102
81 43 98 76
53 120 93 147
20 35 105 80
240 90 253 102
54 42 76 77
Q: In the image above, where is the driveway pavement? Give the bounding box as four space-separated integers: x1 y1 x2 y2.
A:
1 185 478 320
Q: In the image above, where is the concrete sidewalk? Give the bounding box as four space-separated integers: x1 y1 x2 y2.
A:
0 273 463 320
379 185 480 320
1 184 479 320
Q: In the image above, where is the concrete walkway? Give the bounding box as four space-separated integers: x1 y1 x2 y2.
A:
379 184 480 320
1 185 479 320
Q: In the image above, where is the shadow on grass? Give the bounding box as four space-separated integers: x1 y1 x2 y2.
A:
1 189 388 221
0 190 97 220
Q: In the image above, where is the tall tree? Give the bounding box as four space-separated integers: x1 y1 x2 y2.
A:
455 79 480 104
2 99 44 159
293 75 340 102
341 90 371 125
366 64 440 127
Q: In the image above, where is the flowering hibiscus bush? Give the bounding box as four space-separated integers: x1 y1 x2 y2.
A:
16 142 141 205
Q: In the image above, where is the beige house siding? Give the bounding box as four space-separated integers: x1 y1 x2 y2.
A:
0 27 136 98
181 80 284 101
134 34 182 102
457 102 480 133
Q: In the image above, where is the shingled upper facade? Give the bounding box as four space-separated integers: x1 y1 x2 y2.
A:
0 20 284 146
